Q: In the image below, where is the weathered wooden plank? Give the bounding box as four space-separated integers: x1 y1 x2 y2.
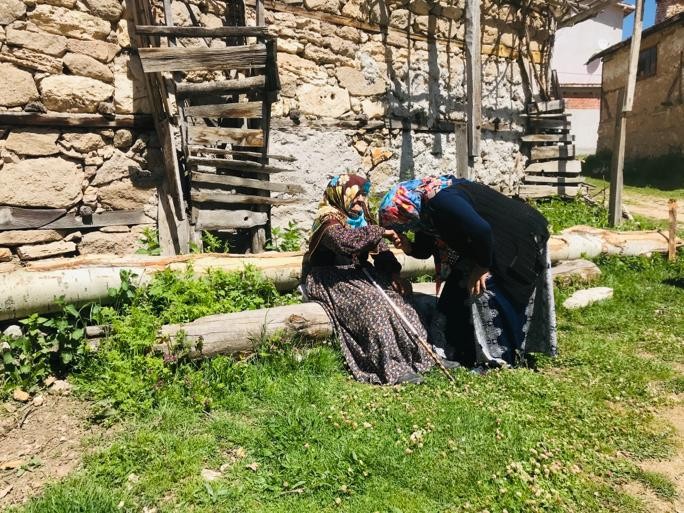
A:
139 44 267 73
185 101 263 119
175 75 266 97
527 118 571 130
42 210 150 230
188 145 296 162
0 207 66 230
187 126 264 147
520 112 572 119
523 175 583 185
191 172 304 194
530 145 576 160
135 25 271 38
518 185 581 199
0 112 154 129
187 156 290 174
465 0 481 159
193 208 268 230
521 134 574 143
525 160 582 174
191 189 298 206
527 99 565 114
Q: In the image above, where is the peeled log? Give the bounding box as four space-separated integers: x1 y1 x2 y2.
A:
0 227 679 321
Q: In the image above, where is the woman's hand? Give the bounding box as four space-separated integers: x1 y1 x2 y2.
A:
384 230 412 254
467 265 490 297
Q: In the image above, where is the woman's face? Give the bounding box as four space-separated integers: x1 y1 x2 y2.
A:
349 195 367 214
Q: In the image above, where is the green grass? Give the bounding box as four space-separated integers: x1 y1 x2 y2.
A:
9 250 683 513
582 151 684 193
584 176 684 201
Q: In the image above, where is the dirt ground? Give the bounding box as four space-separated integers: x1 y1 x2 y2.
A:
593 186 684 226
0 392 107 508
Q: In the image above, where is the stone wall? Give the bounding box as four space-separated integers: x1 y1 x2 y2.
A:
597 19 684 159
259 0 541 229
0 0 156 263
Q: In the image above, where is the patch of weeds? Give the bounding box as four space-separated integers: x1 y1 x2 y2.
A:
136 227 161 256
202 231 231 253
267 221 304 252
630 468 677 499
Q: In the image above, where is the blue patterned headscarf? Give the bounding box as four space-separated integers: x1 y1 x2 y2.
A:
379 175 457 233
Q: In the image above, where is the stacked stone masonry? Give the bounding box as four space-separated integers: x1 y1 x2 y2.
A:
0 0 553 258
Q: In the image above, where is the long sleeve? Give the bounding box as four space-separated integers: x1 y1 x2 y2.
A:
372 240 402 276
409 231 437 260
319 224 385 256
428 187 493 268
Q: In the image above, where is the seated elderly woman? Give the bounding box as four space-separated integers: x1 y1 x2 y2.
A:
379 175 557 368
302 174 433 385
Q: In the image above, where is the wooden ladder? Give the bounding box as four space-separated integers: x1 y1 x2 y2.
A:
131 0 299 253
518 95 585 200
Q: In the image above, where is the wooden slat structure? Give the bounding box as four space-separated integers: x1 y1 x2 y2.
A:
130 0 297 254
519 94 586 199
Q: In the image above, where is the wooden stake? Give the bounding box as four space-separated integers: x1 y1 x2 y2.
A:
609 0 644 227
669 199 678 262
465 0 481 169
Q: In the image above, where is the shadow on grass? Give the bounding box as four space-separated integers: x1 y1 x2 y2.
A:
583 151 684 191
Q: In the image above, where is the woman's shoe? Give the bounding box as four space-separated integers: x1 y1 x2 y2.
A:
440 359 461 370
396 372 424 385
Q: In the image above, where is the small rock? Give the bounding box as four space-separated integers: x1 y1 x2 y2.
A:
24 101 47 113
48 379 72 396
32 395 44 407
113 129 133 149
563 287 614 310
44 376 56 387
63 231 82 242
0 248 11 262
0 459 23 470
12 389 30 402
3 325 23 338
200 468 221 481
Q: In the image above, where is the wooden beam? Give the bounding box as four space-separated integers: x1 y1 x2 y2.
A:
523 175 583 185
465 0 482 161
184 101 263 119
135 25 271 38
525 160 582 174
668 199 678 262
188 145 296 162
175 75 266 97
517 185 581 198
0 112 154 129
522 134 574 143
530 145 576 160
528 118 572 130
138 44 267 73
42 210 149 230
609 0 644 227
0 207 66 231
455 124 469 179
187 156 291 174
187 126 264 147
191 189 298 206
527 99 565 114
192 208 268 230
191 172 304 194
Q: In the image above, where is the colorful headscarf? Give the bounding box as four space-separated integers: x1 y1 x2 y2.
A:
379 175 460 294
308 174 372 254
379 175 456 233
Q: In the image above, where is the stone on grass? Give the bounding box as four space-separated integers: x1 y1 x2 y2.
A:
562 287 614 310
201 469 222 482
12 389 30 403
0 63 39 107
40 75 114 113
3 325 22 338
48 379 72 396
0 157 83 208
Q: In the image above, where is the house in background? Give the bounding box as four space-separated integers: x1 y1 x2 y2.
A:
551 2 634 155
591 0 684 158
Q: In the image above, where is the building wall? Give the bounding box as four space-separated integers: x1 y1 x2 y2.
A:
656 0 684 23
597 21 684 158
0 0 157 262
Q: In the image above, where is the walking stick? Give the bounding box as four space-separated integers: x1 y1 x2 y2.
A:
361 268 455 382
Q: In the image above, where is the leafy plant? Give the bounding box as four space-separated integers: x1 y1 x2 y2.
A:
267 220 304 252
202 231 230 253
136 227 161 256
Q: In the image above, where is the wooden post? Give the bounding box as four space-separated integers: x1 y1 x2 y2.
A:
669 199 678 262
465 0 481 172
609 0 644 227
455 123 469 179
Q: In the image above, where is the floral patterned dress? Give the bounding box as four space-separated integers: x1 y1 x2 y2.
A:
303 224 434 385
